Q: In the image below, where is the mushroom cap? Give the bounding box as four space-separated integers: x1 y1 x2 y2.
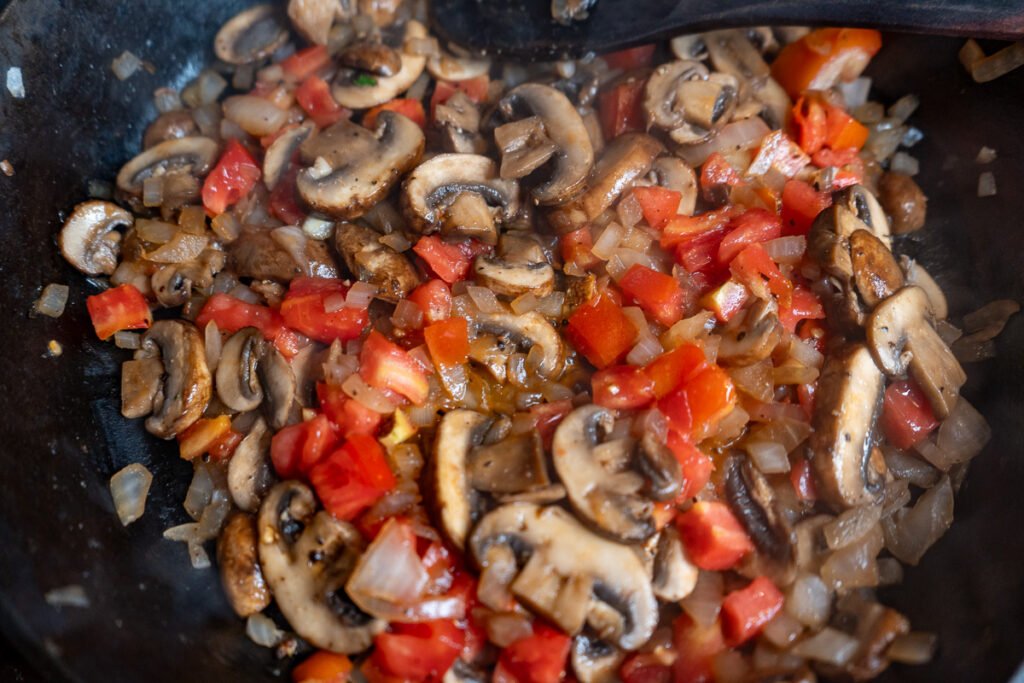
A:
497 83 595 206
331 21 428 109
650 155 698 215
257 481 384 653
116 136 219 195
228 226 339 283
475 311 563 379
214 4 288 65
650 526 699 602
644 60 711 130
59 200 132 276
139 320 212 439
469 503 658 650
334 222 421 303
338 40 403 77
296 113 425 219
432 409 490 551
287 0 344 45
808 344 887 510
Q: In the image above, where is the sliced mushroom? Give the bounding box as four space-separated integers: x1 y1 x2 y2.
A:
217 328 265 412
228 417 275 513
257 481 384 653
651 526 699 602
60 200 132 276
433 409 491 551
901 258 947 320
552 405 681 542
808 344 887 510
143 110 198 150
494 115 560 181
572 634 625 683
867 286 966 418
116 137 219 196
137 320 212 439
339 40 403 77
724 455 797 584
495 83 595 205
474 256 554 298
263 123 314 191
468 430 549 494
121 358 164 419
435 91 486 155
152 249 226 307
229 226 339 283
287 0 344 45
334 222 421 302
718 298 783 365
704 29 771 81
650 155 698 216
401 153 520 243
258 343 298 429
296 114 425 219
849 229 904 309
548 133 664 232
475 311 563 379
644 60 737 145
469 503 658 650
670 34 708 62
835 185 891 249
217 512 272 618
878 171 927 235
427 51 491 82
214 4 289 65
331 21 428 109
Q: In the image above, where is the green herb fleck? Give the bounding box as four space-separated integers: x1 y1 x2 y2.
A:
353 73 377 87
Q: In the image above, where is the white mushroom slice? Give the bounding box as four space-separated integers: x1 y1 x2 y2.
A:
339 41 403 77
496 83 595 205
475 311 563 379
670 34 709 62
257 482 384 653
296 113 424 219
137 320 212 439
650 155 698 216
228 418 274 513
331 20 428 109
643 60 737 145
214 4 289 65
116 136 219 195
651 526 699 602
808 344 887 510
288 0 345 46
836 184 891 249
572 634 625 683
60 200 132 276
474 257 554 298
433 409 491 551
217 328 265 412
263 123 314 191
427 51 491 82
867 286 966 419
469 503 658 650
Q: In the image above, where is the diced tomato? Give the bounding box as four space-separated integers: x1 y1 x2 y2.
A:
717 208 783 264
700 153 745 204
86 283 152 340
592 365 656 410
364 98 427 130
293 651 353 683
281 45 331 81
790 456 818 503
644 344 708 398
424 317 470 368
619 264 686 328
565 294 638 369
560 226 601 270
880 378 940 449
414 235 474 284
812 145 860 169
280 277 368 344
408 279 452 323
825 106 869 151
430 75 490 119
177 415 232 461
664 364 736 441
371 619 464 683
660 208 734 249
770 28 883 98
791 95 829 155
295 75 350 128
797 381 817 420
271 414 340 479
730 243 793 309
676 501 754 571
721 576 784 647
699 279 750 323
202 139 261 216
781 179 831 236
747 130 811 178
667 431 715 500
360 330 429 405
620 654 672 683
530 400 574 449
311 433 396 521
599 76 646 140
496 622 571 683
196 294 284 340
778 285 825 332
317 382 384 437
269 165 307 225
603 44 656 70
632 186 682 230
672 614 727 683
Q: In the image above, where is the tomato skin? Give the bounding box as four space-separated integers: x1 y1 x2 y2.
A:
269 414 340 479
372 619 464 683
620 654 672 683
592 365 656 410
364 98 427 130
430 75 489 119
825 105 869 150
770 28 883 98
700 153 744 204
565 294 638 369
86 283 152 340
317 382 384 437
720 576 785 646
292 651 353 683
360 330 430 405
281 45 331 81
619 264 686 328
196 294 284 341
603 44 656 70
496 622 572 683
676 501 754 571
671 614 726 683
408 279 452 323
424 317 470 368
791 95 829 154
414 235 474 284
633 186 682 230
599 76 646 140
881 378 940 449
310 433 396 522
660 208 734 250
699 279 750 323
202 139 261 215
295 75 349 128
659 364 737 441
717 208 783 265
644 344 708 399
280 277 369 344
781 179 832 236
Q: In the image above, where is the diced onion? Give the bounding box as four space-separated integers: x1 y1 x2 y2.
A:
228 284 262 304
323 293 347 313
324 350 359 386
203 320 222 372
379 232 411 252
885 476 954 565
748 419 811 454
110 463 153 527
761 610 804 648
838 77 871 108
197 489 231 541
877 557 904 586
785 573 831 629
608 248 657 281
887 632 937 665
211 212 241 242
745 441 790 474
183 463 215 520
887 94 920 124
342 373 396 414
197 70 228 105
729 361 773 403
662 312 715 349
824 504 882 550
302 215 334 240
467 286 504 314
34 283 69 318
345 281 378 309
617 192 643 229
142 176 165 207
890 151 919 176
978 171 997 197
114 331 141 350
820 525 883 591
345 518 433 620
681 571 723 627
392 299 424 329
246 613 284 648
271 226 310 273
535 291 565 318
111 50 143 80
163 522 200 543
44 585 90 609
6 66 26 98
747 401 808 424
791 627 860 665
677 118 771 168
146 233 208 264
762 236 806 265
485 612 534 647
626 335 664 366
188 540 211 569
712 650 749 683
136 218 179 244
591 221 625 260
970 41 1024 83
976 146 998 164
511 293 540 314
786 334 824 369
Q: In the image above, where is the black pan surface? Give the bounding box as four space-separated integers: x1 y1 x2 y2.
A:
0 1 1022 681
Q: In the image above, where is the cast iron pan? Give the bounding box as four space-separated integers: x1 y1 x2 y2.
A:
0 1 1022 681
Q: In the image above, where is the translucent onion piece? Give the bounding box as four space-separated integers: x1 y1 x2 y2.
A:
747 401 808 424
142 176 165 207
392 299 424 329
203 320 222 372
677 117 771 168
302 215 334 240
511 293 540 314
146 233 208 264
711 650 749 683
34 283 70 318
114 331 141 350
111 50 143 80
820 525 883 591
211 212 242 242
934 398 991 466
271 227 309 273
342 373 396 414
346 518 431 620
44 585 91 609
346 281 379 309
886 476 954 566
824 504 882 550
323 351 359 387
153 87 182 113
976 146 998 164
970 41 1024 83
785 573 831 629
136 218 179 244
617 192 643 229
197 489 232 541
882 447 940 488
467 286 504 314
626 334 664 366
887 94 920 124
786 335 824 369
591 221 625 260
745 441 790 474
188 540 211 569
761 610 804 648
890 152 919 176
762 236 806 265
662 311 715 349
110 463 153 526
246 613 284 648
729 361 773 403
792 627 860 666
163 522 201 542
748 418 812 454
535 291 565 318
877 557 904 586
379 232 411 253
887 632 937 665
485 612 535 648
839 77 871 108
228 284 262 304
183 463 215 520
978 171 997 197
681 571 723 627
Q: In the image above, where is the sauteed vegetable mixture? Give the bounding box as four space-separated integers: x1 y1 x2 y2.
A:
54 2 1019 681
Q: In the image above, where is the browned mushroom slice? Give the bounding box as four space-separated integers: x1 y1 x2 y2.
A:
228 226 339 283
116 137 219 196
644 60 737 145
334 222 421 302
120 358 164 419
432 409 491 551
474 257 554 298
427 50 491 83
650 526 698 602
867 286 966 419
217 512 271 618
296 113 424 219
435 91 486 154
835 184 891 248
718 298 783 365
469 503 658 650
262 123 314 191
137 320 212 439
287 0 344 45
475 311 564 379
143 110 198 150
258 343 298 429
809 344 887 510
214 4 288 65
468 430 549 494
724 455 797 584
216 328 266 413
849 229 904 309
60 200 133 276
338 40 403 77
151 249 226 307
331 21 428 109
878 171 928 235
227 417 274 513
